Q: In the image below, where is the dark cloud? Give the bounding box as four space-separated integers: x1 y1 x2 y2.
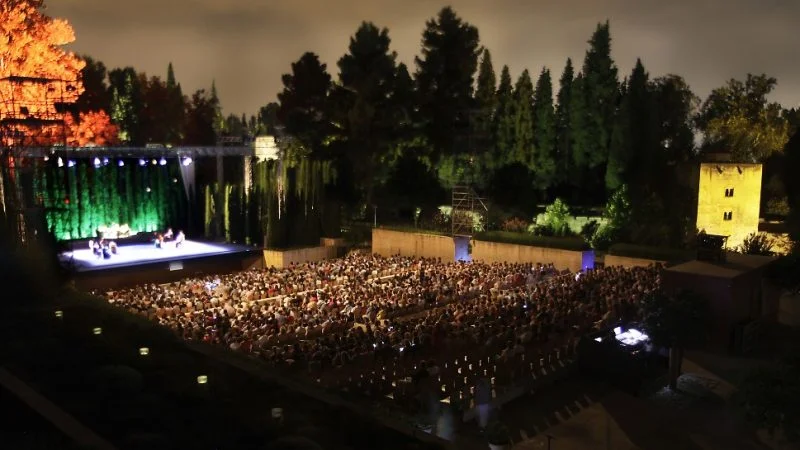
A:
48 0 800 114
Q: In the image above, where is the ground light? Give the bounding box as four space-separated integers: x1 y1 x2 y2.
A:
92 327 103 335
139 347 150 356
54 310 63 318
197 375 208 384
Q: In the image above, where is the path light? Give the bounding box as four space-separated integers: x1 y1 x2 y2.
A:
197 375 208 384
139 347 150 356
271 407 284 422
92 327 103 335
54 310 63 318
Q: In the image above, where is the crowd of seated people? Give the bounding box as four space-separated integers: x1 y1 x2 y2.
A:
104 254 661 392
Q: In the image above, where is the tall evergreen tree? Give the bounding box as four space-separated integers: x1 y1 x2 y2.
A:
210 80 224 140
414 7 481 163
164 62 185 144
575 22 619 200
277 52 333 157
532 68 557 193
555 58 574 186
494 65 515 166
473 49 497 175
332 21 399 206
512 70 535 168
606 59 653 191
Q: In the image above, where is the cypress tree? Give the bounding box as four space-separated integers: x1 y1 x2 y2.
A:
474 49 497 176
494 65 515 167
555 58 574 186
532 68 557 192
512 69 535 168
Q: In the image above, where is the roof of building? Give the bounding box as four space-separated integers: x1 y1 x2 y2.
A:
666 252 776 279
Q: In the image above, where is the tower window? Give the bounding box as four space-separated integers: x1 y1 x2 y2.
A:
725 188 735 197
723 211 733 221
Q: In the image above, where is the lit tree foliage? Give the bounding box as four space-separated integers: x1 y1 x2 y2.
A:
64 111 118 146
0 0 116 146
697 74 790 162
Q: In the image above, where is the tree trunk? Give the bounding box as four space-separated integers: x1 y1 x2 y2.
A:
668 347 683 390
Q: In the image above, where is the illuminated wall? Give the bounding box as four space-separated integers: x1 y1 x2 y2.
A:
696 163 762 249
35 158 186 241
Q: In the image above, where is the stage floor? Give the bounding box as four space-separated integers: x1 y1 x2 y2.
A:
61 240 253 272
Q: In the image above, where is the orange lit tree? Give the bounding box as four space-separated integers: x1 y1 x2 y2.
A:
0 0 117 146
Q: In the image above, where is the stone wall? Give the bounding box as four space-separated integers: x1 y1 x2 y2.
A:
471 240 593 272
371 228 455 261
263 246 337 269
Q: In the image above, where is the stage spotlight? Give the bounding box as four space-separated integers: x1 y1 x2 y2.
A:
182 157 193 166
151 159 157 165
118 160 125 167
67 160 76 168
44 155 49 161
139 159 146 166
103 157 109 165
57 157 64 167
146 187 151 193
159 157 167 166
93 157 101 167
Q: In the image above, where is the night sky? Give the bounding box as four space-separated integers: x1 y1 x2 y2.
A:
49 0 800 115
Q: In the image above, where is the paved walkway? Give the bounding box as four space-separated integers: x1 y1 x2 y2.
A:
0 367 117 450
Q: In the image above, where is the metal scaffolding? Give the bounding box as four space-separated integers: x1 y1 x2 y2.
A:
451 184 488 237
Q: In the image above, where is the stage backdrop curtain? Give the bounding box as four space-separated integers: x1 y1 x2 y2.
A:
36 158 187 241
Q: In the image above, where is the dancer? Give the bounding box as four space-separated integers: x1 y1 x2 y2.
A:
175 230 185 248
164 228 174 240
154 233 164 249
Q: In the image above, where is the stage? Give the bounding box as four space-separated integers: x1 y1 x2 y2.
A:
62 240 263 291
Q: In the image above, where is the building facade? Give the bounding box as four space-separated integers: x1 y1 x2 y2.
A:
696 162 762 250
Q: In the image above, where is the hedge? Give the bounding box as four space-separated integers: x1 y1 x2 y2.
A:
608 243 695 262
376 225 452 237
474 231 591 251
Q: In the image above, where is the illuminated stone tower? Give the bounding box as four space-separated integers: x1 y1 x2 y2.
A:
696 153 762 250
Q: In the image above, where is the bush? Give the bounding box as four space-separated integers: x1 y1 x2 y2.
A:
590 224 618 251
501 217 529 233
580 220 600 242
474 230 590 251
539 198 573 236
738 232 775 256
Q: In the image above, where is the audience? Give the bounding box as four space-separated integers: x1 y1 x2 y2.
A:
105 253 661 397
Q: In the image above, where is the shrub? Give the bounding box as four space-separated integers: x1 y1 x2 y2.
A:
580 219 600 241
501 217 529 233
590 224 617 251
539 198 573 236
738 232 775 256
474 231 590 251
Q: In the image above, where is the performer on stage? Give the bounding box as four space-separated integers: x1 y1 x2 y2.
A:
175 230 185 248
109 241 118 255
154 233 164 249
164 228 174 240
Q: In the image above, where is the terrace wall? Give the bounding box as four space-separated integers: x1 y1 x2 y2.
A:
371 228 455 262
263 246 337 269
471 240 593 272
